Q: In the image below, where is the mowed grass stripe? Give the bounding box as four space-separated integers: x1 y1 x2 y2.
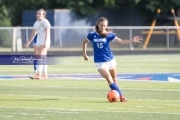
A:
0 83 180 91
0 105 179 115
0 94 180 102
0 54 179 74
0 79 179 88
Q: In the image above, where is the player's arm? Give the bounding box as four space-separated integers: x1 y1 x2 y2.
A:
114 36 143 44
82 39 89 61
24 29 37 48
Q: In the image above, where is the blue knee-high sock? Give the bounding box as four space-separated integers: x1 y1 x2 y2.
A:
33 59 38 71
109 83 122 96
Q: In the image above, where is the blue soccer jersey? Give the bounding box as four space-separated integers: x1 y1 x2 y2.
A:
86 32 117 62
33 34 37 44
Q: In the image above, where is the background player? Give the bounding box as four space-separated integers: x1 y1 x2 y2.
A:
82 17 143 102
24 9 51 79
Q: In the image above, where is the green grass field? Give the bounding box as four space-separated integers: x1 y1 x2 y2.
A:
0 54 180 120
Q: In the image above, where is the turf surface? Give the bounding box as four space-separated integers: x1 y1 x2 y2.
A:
0 54 180 120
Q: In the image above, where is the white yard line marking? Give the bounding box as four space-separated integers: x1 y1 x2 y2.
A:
0 115 13 118
0 93 67 99
47 111 78 114
165 104 180 107
134 99 180 101
0 73 180 83
123 88 180 92
0 106 179 115
136 106 164 109
13 112 46 116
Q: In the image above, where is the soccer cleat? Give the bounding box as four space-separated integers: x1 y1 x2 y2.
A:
120 96 128 102
41 75 48 80
29 73 41 80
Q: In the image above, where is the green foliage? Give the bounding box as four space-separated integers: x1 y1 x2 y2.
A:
135 0 180 21
0 0 11 26
1 0 48 26
1 0 180 26
59 0 95 15
0 29 12 47
0 0 11 47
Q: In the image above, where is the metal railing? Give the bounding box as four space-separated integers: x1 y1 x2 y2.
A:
0 26 180 52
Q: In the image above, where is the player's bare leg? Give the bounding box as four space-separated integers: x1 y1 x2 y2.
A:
39 46 48 79
109 69 118 84
98 68 114 85
108 69 127 102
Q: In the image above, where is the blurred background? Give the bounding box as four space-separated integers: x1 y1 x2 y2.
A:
0 0 180 53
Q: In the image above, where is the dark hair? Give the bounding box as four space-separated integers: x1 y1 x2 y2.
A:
95 17 112 37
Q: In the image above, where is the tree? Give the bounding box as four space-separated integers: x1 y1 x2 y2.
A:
0 0 11 26
2 0 48 26
0 0 11 47
2 0 180 26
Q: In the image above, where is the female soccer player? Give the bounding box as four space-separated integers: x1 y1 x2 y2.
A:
24 9 51 79
82 17 143 102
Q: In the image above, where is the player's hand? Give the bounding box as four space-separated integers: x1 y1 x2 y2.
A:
132 36 143 43
24 42 30 48
83 54 89 61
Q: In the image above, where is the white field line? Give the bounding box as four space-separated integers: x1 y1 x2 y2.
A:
134 99 180 101
0 84 180 92
47 111 78 114
134 58 180 62
10 73 180 84
0 106 179 115
165 104 180 107
0 77 180 83
0 113 47 118
134 105 180 110
1 78 180 83
0 115 13 118
0 93 68 99
123 88 180 92
13 112 46 116
0 77 105 80
135 106 164 109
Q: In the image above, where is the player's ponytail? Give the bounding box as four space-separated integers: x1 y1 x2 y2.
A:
95 17 112 37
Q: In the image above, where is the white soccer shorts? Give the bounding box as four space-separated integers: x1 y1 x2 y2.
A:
95 58 116 70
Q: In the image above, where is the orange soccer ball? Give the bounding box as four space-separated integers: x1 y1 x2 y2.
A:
107 90 120 102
